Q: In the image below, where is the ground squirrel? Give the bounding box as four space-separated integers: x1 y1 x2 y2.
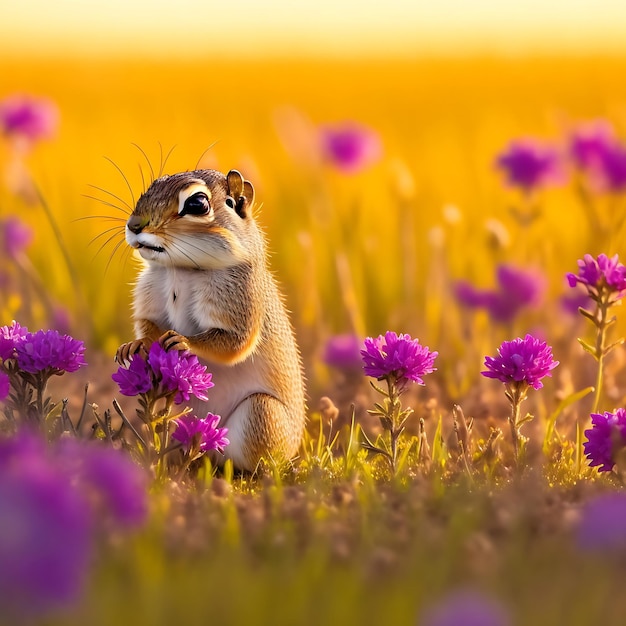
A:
116 169 306 471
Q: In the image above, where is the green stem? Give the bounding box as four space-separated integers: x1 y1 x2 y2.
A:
386 376 401 475
592 298 609 414
35 371 48 424
508 383 527 466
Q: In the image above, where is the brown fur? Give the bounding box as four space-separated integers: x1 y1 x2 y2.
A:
117 169 306 471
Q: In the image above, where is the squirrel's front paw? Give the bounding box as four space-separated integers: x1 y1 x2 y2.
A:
115 339 148 364
159 330 191 352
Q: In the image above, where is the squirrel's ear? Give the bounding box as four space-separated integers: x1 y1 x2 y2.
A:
227 169 255 218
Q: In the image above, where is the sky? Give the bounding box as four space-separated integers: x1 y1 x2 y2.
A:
3 0 626 57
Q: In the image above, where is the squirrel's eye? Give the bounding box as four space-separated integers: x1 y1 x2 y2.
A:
181 192 210 216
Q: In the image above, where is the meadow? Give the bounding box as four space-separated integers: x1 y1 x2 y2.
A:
2 54 626 625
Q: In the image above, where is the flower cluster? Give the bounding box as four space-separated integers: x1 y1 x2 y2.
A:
361 331 438 387
0 431 147 619
566 253 626 302
173 413 229 455
454 264 546 323
496 121 626 195
482 334 558 390
112 341 213 405
583 408 626 472
0 322 87 425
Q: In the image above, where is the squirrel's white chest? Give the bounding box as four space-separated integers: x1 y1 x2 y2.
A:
147 269 221 337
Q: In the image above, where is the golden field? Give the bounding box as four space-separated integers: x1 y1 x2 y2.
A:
5 54 626 625
2 54 626 395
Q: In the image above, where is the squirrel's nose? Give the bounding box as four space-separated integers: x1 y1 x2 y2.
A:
127 215 144 234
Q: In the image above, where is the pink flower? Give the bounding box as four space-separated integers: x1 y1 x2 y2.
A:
320 121 382 174
0 433 91 618
567 253 626 300
454 265 546 324
146 342 214 404
0 95 58 143
361 331 437 386
577 492 626 551
1 216 33 259
323 334 363 370
496 139 565 192
112 353 152 396
15 329 87 374
56 439 149 527
570 120 617 170
482 334 559 390
584 408 626 472
0 321 28 362
173 413 229 454
570 120 626 192
112 341 214 405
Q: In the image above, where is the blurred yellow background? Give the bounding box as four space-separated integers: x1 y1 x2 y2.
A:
3 0 626 57
2 0 626 395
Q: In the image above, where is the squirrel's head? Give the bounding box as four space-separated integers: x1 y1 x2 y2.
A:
125 169 258 269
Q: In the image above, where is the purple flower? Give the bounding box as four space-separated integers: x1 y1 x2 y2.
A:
56 440 148 528
496 139 564 192
112 352 152 396
1 216 33 259
361 331 437 386
0 320 28 361
323 334 363 370
420 589 512 626
594 142 626 192
173 412 229 453
566 253 626 299
583 408 626 472
482 334 559 390
453 281 492 309
320 121 382 174
485 265 546 323
454 265 546 323
495 264 545 307
570 120 617 170
0 371 9 402
0 94 58 143
560 287 594 316
569 121 626 192
15 329 87 374
576 492 626 551
147 342 214 404
112 341 214 405
0 435 92 618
